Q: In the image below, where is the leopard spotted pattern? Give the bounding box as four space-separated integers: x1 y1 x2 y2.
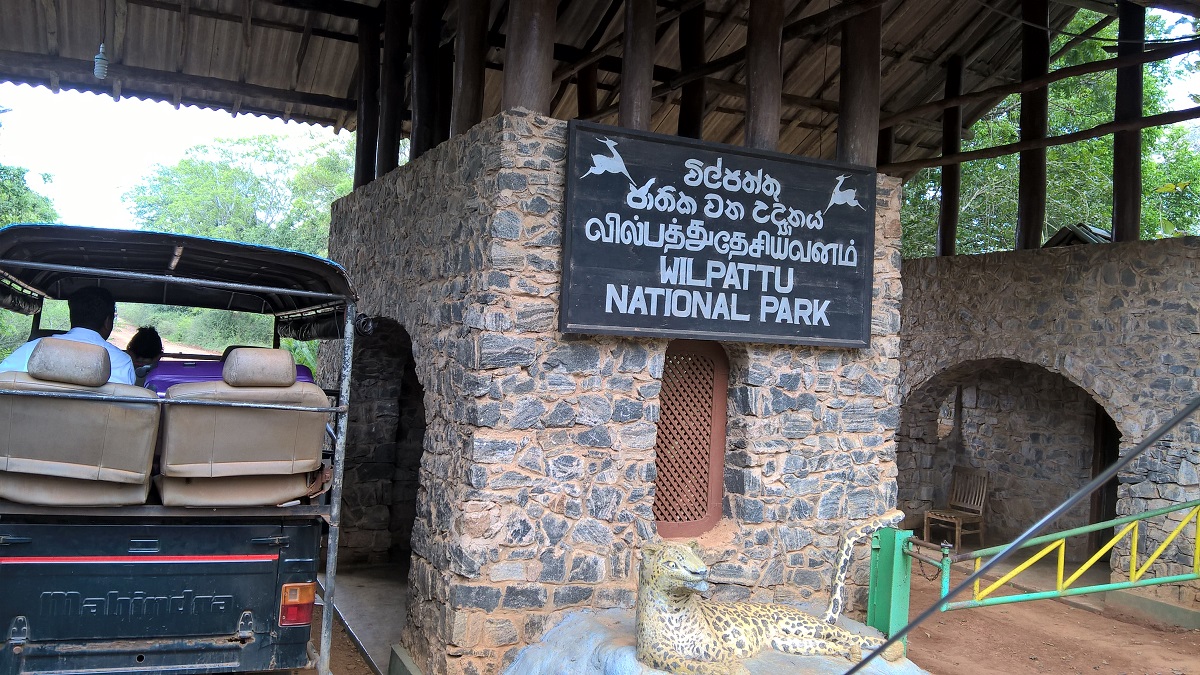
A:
635 510 905 675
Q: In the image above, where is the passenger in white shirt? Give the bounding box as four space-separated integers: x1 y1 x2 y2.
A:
0 287 136 385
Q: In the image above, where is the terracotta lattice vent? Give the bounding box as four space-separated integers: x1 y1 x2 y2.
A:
653 340 728 538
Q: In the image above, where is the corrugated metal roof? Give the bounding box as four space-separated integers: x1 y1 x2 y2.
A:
0 0 1194 163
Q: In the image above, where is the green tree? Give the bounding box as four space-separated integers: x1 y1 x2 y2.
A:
121 133 357 367
0 164 56 227
0 152 58 358
124 134 354 256
901 10 1200 257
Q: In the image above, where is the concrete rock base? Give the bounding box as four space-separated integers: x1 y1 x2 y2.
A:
504 608 929 675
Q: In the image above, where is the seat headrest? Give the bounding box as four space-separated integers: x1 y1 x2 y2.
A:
222 348 297 387
28 338 111 387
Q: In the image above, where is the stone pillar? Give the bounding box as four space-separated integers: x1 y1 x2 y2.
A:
327 110 905 674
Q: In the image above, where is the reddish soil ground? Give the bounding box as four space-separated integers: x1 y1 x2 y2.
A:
109 323 221 356
300 608 374 675
305 577 1199 675
905 574 1199 675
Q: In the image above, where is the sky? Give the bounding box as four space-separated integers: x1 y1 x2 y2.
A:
0 81 344 229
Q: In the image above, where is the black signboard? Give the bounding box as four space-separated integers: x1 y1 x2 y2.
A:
560 121 876 348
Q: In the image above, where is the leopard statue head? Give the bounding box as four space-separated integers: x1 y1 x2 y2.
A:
640 540 711 596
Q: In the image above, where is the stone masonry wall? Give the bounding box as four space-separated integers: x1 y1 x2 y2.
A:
901 239 1200 608
326 110 905 675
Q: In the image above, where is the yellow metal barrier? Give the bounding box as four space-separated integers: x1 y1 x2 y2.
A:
941 499 1200 611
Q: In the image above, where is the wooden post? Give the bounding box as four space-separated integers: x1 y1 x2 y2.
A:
1113 1 1144 242
434 41 453 145
620 0 655 130
452 0 487 136
502 0 556 113
835 5 881 165
877 126 893 166
353 15 380 188
376 0 409 176
576 65 598 118
937 55 963 257
409 0 439 160
746 0 783 150
1016 0 1048 250
677 3 705 139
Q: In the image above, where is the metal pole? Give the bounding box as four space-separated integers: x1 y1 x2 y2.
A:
848 393 1200 673
0 259 347 302
318 302 356 675
965 497 1200 560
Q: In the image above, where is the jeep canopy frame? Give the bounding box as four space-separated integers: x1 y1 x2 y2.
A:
0 223 358 675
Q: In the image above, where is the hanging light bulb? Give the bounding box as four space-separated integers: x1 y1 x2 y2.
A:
93 43 108 79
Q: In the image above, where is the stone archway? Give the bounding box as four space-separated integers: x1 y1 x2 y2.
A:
900 238 1200 615
337 316 427 568
898 357 1118 561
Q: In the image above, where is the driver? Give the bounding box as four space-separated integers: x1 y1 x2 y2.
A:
0 287 136 385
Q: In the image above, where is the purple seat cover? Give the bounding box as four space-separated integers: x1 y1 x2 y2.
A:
144 359 315 394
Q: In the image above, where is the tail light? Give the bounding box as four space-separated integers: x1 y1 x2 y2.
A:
279 582 316 626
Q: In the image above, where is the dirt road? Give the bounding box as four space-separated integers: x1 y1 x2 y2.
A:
109 322 220 356
301 608 374 675
905 574 1199 674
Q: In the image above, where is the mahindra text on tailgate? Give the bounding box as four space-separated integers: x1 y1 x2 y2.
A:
0 521 318 674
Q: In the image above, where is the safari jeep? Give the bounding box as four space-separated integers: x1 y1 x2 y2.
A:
0 224 358 675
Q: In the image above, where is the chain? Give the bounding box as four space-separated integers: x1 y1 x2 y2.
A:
914 554 944 582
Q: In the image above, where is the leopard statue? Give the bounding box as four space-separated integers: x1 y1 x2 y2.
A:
634 510 906 675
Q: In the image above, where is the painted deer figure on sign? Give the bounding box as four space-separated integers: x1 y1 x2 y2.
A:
581 137 635 186
826 174 866 211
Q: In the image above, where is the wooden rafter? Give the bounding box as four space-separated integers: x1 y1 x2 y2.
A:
37 0 59 57
548 0 621 116
258 0 374 22
241 0 254 83
705 0 751 144
0 71 338 125
652 0 886 102
291 10 315 91
881 36 1200 129
232 0 254 115
126 0 355 43
0 49 356 111
880 105 1200 174
111 0 129 100
176 0 190 72
550 0 705 86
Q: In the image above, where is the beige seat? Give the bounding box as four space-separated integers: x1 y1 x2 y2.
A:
158 348 328 506
0 338 160 505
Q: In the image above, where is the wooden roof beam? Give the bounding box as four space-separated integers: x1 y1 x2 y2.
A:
1053 0 1119 15
126 0 356 43
111 0 129 101
291 10 315 91
549 0 705 86
36 0 58 57
881 104 1200 174
176 0 190 72
1129 0 1200 16
651 0 887 101
0 49 357 111
486 31 679 84
0 72 341 125
548 0 620 116
880 36 1200 129
258 0 377 22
